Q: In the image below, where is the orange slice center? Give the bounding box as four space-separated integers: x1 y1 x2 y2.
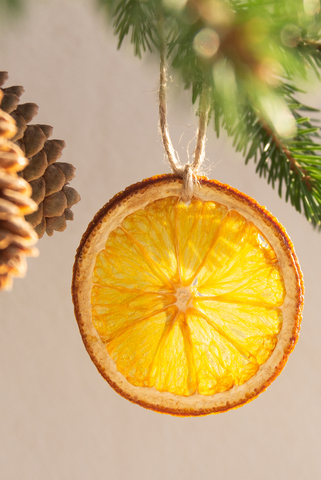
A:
175 287 193 311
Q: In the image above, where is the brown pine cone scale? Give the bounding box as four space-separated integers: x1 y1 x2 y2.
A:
46 214 67 236
25 202 43 228
0 142 28 172
2 85 25 98
29 177 45 204
64 208 74 221
55 162 75 181
43 190 67 218
0 198 20 218
22 150 48 182
43 139 66 165
63 186 81 208
1 188 36 215
0 170 32 196
0 92 19 114
0 109 17 139
15 103 39 123
34 216 46 238
20 125 47 158
43 164 66 196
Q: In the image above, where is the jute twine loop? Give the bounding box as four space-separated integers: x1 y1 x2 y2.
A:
158 15 210 203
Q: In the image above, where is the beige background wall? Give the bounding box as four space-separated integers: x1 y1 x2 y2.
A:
1 1 321 479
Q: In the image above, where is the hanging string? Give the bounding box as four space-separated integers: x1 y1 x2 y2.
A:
158 15 211 202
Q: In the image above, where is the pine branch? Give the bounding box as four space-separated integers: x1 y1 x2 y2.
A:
98 0 321 99
231 84 321 228
98 0 321 227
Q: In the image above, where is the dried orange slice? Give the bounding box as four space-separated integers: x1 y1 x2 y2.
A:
72 174 303 416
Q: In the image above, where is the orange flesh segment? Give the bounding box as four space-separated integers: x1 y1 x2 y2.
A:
91 196 285 396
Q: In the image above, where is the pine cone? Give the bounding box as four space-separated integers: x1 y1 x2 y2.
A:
0 72 80 238
0 90 38 290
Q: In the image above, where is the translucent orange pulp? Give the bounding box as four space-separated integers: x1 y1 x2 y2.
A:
91 196 285 397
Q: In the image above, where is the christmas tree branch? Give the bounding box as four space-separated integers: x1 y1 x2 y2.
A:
98 0 321 227
234 85 321 227
259 119 312 188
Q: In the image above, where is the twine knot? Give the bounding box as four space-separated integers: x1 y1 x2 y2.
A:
176 163 195 203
